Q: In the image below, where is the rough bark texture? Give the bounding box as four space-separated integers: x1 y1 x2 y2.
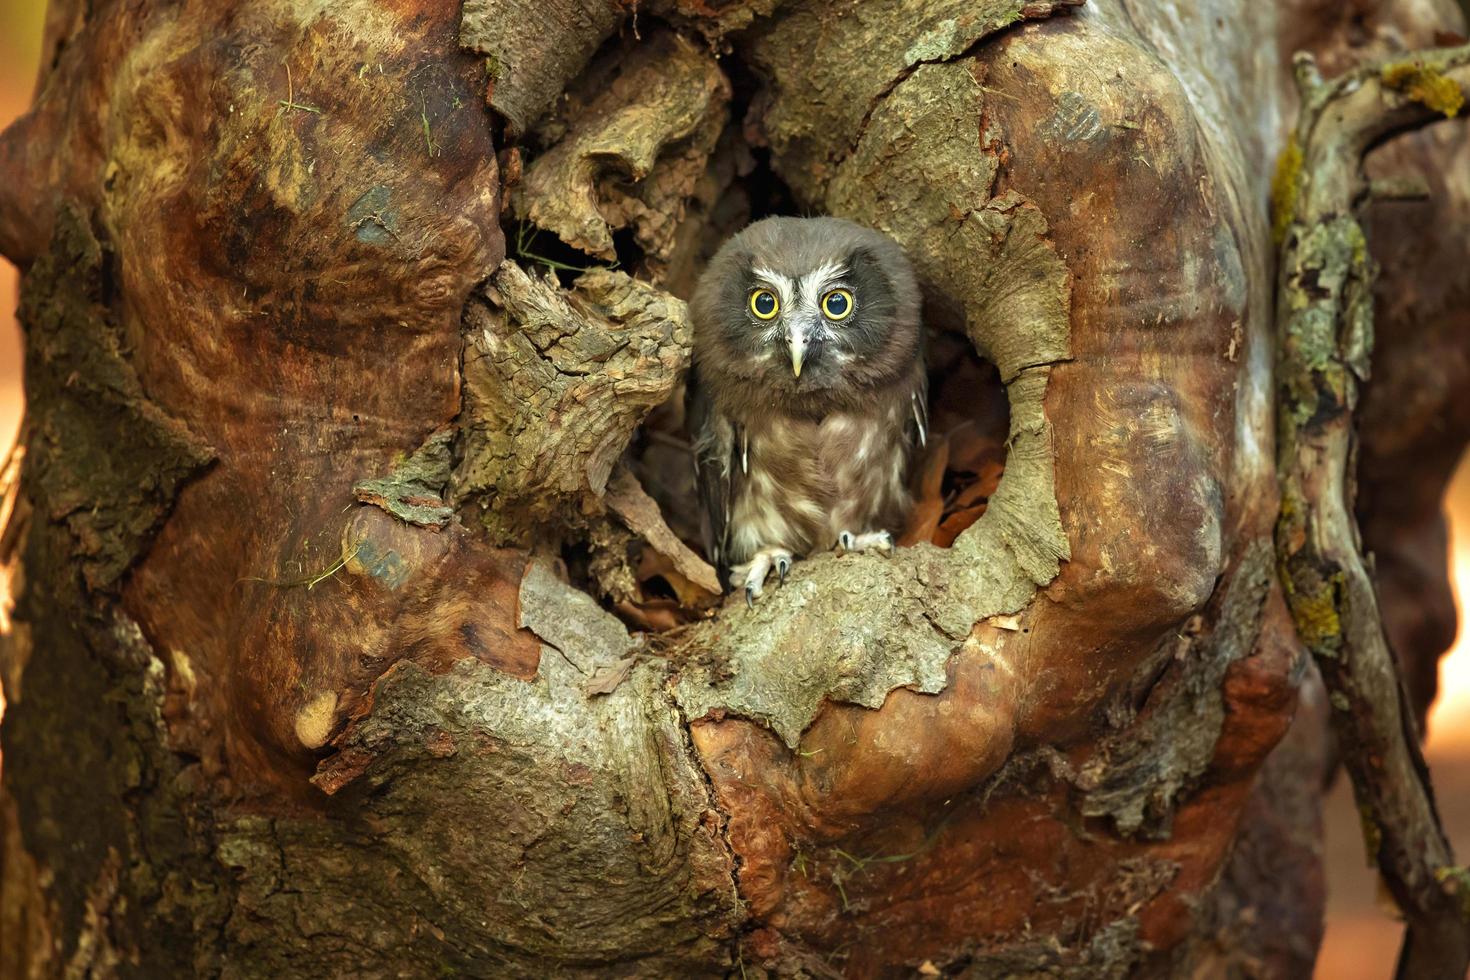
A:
1273 42 1470 979
0 0 1467 977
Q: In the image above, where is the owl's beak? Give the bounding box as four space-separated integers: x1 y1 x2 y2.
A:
787 325 808 378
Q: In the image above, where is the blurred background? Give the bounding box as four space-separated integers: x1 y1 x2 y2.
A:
0 2 1466 977
0 0 38 454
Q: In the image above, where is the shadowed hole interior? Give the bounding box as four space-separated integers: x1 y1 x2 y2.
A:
504 22 1012 629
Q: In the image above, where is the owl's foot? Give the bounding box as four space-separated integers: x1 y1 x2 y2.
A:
732 548 795 606
837 530 895 556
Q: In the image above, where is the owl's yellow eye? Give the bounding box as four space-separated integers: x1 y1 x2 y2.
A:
750 288 780 320
821 288 853 320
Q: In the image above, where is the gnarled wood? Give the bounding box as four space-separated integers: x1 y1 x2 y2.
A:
0 0 1467 976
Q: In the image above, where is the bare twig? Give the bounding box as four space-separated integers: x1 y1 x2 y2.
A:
1273 44 1470 980
277 62 321 115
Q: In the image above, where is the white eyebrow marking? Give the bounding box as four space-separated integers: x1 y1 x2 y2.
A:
797 261 851 347
800 261 848 307
752 267 796 307
751 266 798 343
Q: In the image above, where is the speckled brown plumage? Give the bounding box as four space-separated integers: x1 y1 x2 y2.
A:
687 216 925 599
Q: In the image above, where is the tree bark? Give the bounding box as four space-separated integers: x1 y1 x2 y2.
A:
0 0 1467 977
1273 42 1470 979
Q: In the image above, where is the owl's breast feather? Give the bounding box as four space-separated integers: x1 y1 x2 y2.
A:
727 401 913 564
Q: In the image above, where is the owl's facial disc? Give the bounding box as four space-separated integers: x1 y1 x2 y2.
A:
692 216 919 410
749 262 854 382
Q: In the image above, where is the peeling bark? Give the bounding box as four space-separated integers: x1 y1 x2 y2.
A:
455 261 692 541
512 27 729 272
460 0 624 138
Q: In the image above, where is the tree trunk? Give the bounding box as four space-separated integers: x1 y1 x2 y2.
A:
0 0 1467 977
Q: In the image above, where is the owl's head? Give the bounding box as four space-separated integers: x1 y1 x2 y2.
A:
690 216 922 408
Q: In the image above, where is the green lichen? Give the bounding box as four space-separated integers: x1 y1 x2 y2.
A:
1270 135 1304 245
1278 486 1300 525
1381 61 1465 118
1276 214 1372 425
1345 219 1369 267
1433 866 1470 921
901 3 1024 63
1284 574 1342 650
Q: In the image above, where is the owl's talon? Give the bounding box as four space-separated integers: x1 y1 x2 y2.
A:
732 547 794 605
837 530 894 555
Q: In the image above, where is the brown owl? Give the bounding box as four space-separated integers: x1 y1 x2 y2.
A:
687 216 927 603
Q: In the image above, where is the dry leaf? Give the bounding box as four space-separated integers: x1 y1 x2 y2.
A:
935 503 987 547
947 420 1006 474
900 498 945 547
900 434 950 546
586 655 638 697
900 415 1007 547
637 548 719 610
613 599 686 633
953 481 987 509
915 434 950 499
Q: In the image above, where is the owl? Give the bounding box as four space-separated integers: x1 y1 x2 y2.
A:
687 216 927 604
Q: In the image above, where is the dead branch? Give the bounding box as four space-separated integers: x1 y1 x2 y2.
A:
1273 43 1470 980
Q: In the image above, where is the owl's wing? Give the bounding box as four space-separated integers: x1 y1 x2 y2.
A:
908 376 930 449
686 368 740 590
